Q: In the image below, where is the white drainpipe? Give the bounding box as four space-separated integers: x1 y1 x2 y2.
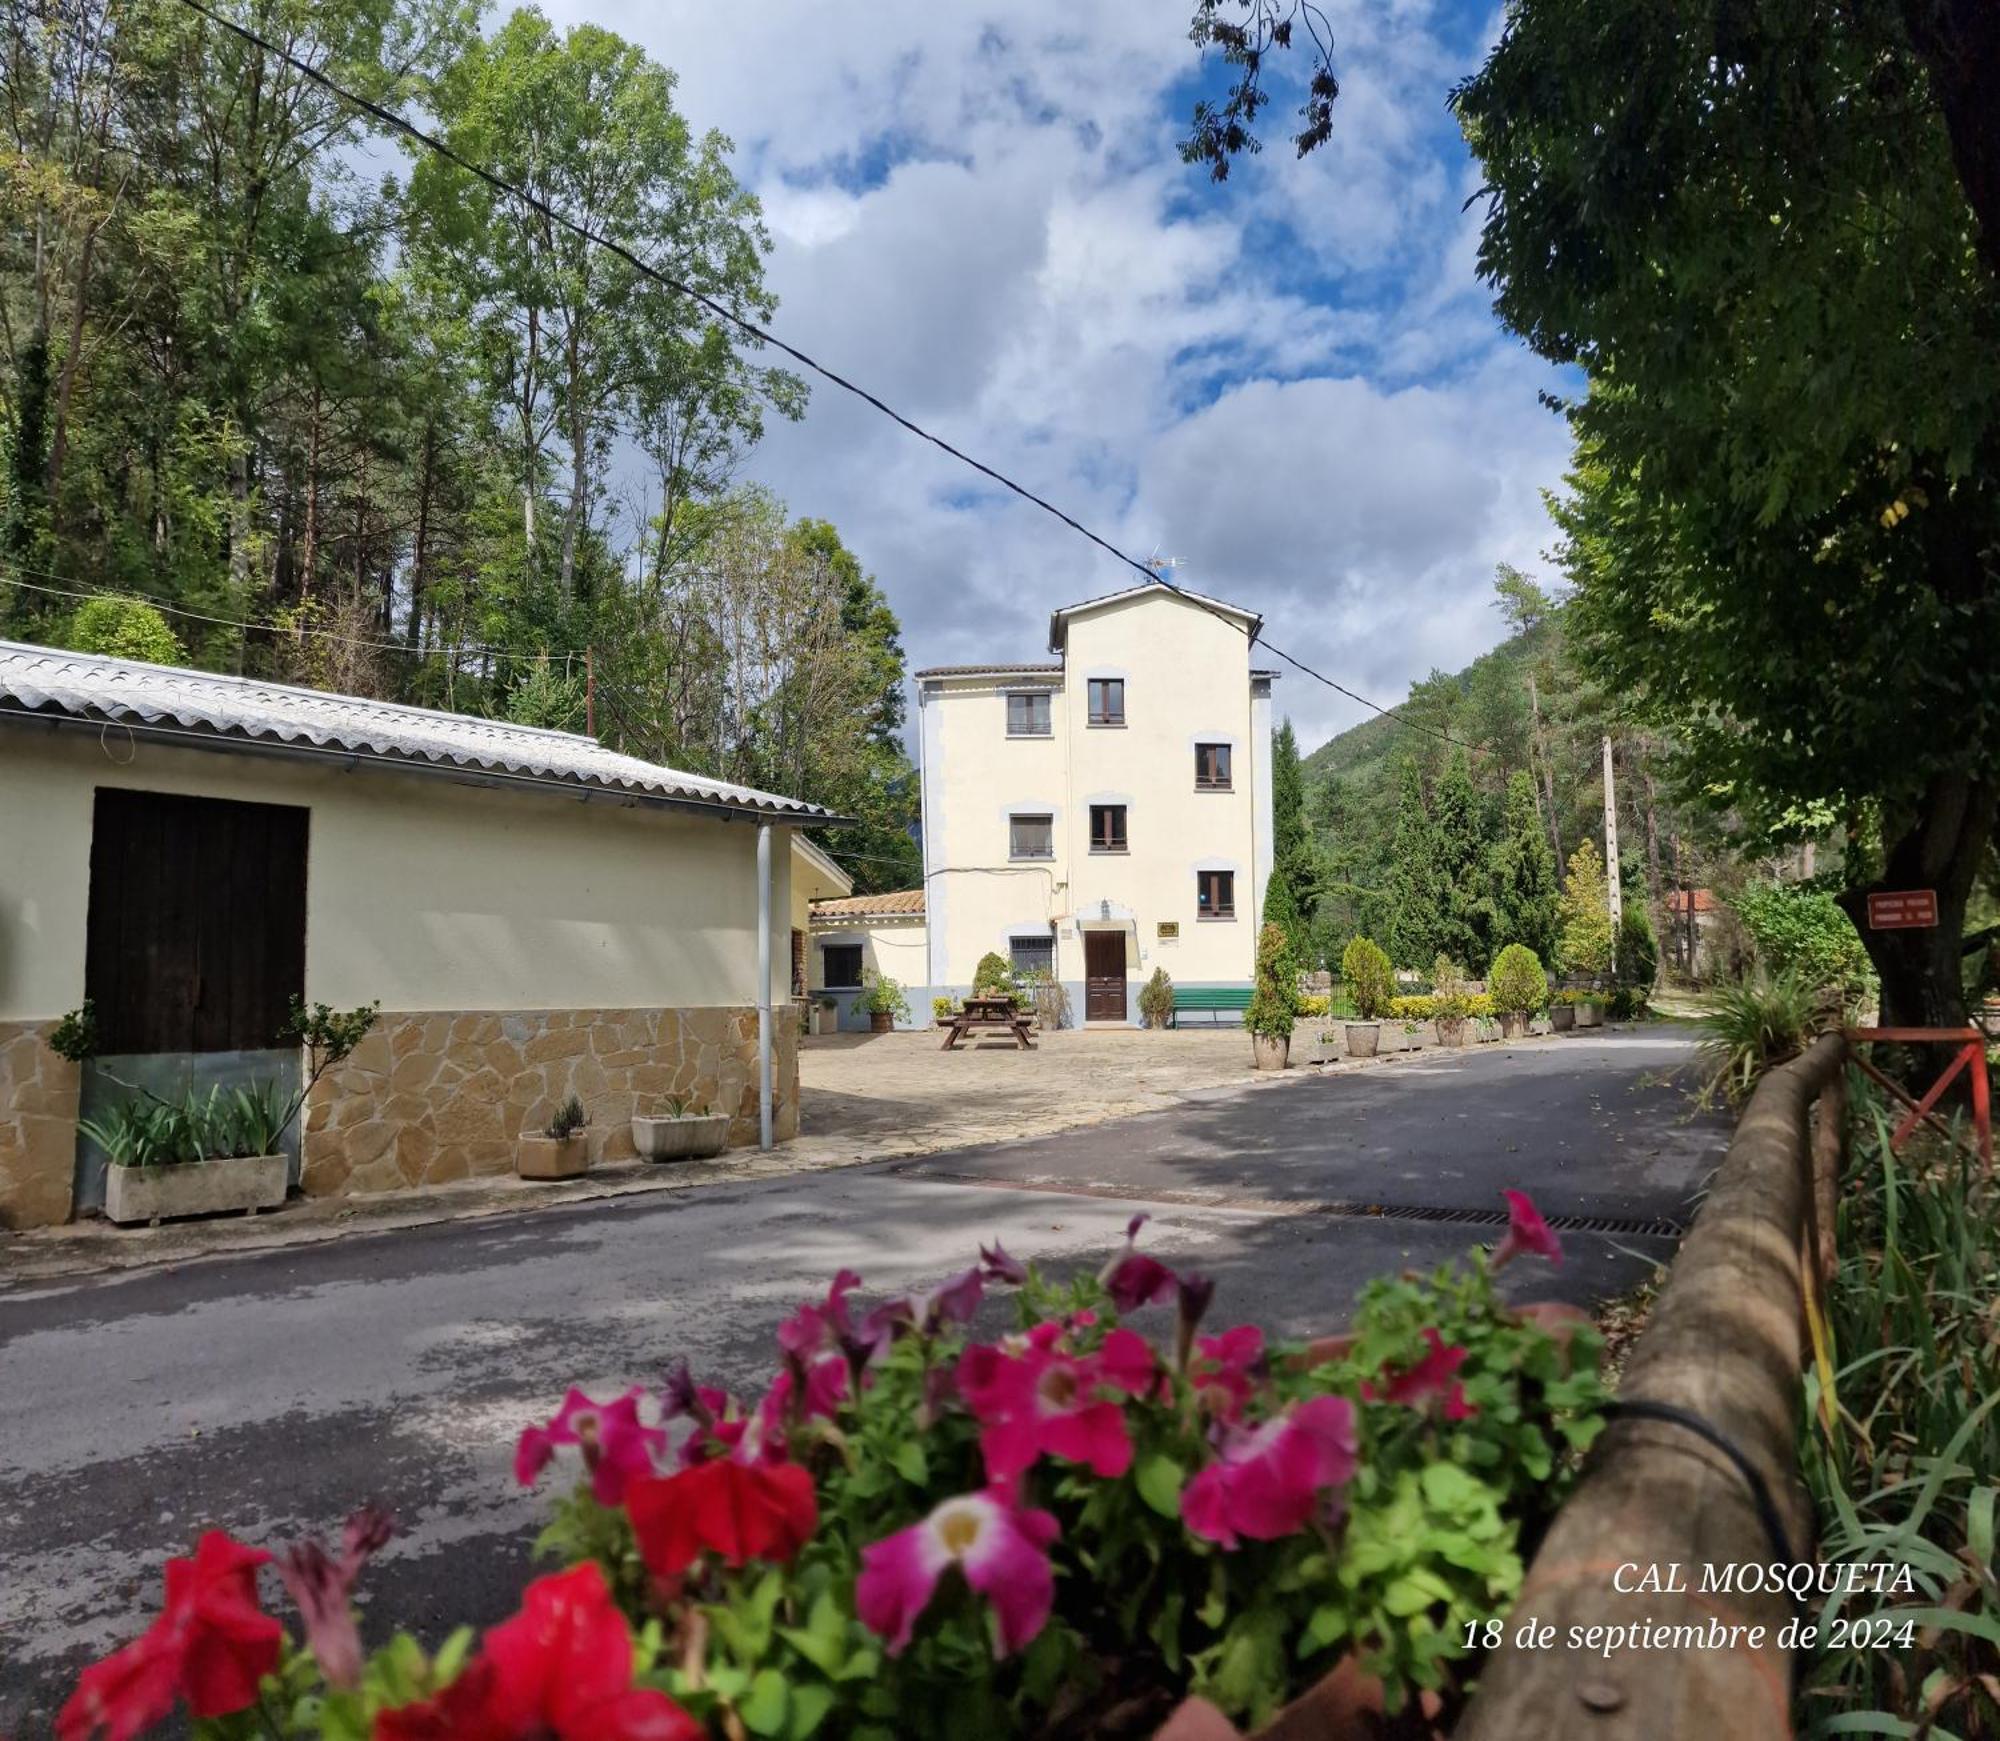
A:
757 821 773 1151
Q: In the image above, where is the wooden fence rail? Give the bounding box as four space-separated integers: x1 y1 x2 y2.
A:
1458 1032 1849 1740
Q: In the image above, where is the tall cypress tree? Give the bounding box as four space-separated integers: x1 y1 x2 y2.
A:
1489 769 1559 965
1266 719 1317 963
1386 759 1442 968
1429 748 1490 968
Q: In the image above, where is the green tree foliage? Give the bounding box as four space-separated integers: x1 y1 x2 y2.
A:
1555 840 1613 984
1138 966 1175 1029
1385 759 1443 969
1452 0 2000 1025
1613 908 1659 1012
1338 935 1394 1021
1488 943 1548 1018
1488 770 1558 965
1244 922 1300 1039
1732 884 1875 1010
63 597 184 665
1429 748 1491 967
971 953 1016 998
1265 719 1319 964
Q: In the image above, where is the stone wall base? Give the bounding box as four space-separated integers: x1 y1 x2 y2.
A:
0 1022 81 1230
303 1006 798 1196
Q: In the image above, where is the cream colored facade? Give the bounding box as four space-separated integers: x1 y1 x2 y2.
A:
0 715 821 1229
806 896 928 1030
914 582 1274 1024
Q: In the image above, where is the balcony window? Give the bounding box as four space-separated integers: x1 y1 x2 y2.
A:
1087 678 1125 726
1010 813 1055 859
1089 804 1128 853
1195 742 1232 790
1006 691 1052 736
1197 869 1235 919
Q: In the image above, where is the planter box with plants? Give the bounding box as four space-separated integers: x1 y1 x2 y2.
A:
631 1096 731 1162
1338 934 1395 1057
1429 954 1473 1046
55 1191 1594 1741
518 1095 591 1180
70 998 377 1228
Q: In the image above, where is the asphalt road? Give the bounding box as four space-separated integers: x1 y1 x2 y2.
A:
0 1028 1719 1734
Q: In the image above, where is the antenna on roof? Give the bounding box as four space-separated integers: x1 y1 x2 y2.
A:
1144 551 1183 582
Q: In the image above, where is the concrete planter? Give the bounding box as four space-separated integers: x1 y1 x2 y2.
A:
1551 1004 1577 1032
1575 999 1604 1029
1343 1021 1380 1058
1250 1032 1290 1071
1434 1016 1469 1047
631 1112 731 1162
1291 1024 1339 1064
103 1152 286 1226
813 1003 841 1036
1499 1010 1531 1039
517 1134 590 1180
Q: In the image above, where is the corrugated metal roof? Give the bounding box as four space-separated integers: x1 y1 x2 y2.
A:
810 889 925 918
0 639 840 822
913 662 1062 679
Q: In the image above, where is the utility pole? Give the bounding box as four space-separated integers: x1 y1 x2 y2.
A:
1602 735 1622 969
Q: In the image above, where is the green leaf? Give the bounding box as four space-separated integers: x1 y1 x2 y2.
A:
787 1682 837 1740
1136 1451 1186 1519
890 1440 928 1486
739 1668 789 1736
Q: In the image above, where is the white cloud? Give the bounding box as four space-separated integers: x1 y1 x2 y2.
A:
538 0 1570 748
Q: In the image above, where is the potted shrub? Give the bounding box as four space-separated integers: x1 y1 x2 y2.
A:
519 1094 591 1180
814 996 840 1036
971 951 1018 1003
1574 986 1605 1028
1339 935 1393 1057
931 995 956 1027
1489 943 1548 1039
631 1094 731 1162
86 998 376 1226
1550 989 1578 1031
1244 923 1299 1069
1138 965 1175 1029
1430 955 1473 1046
858 972 910 1033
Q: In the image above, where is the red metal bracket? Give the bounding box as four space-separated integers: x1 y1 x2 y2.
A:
1844 1027 1993 1171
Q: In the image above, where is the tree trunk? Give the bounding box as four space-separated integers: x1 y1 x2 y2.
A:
1901 0 2000 284
43 225 98 528
1839 772 1996 1028
301 378 322 597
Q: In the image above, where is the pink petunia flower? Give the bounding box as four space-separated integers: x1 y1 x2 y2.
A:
1181 1395 1359 1550
275 1506 394 1692
1188 1324 1265 1420
1493 1189 1564 1269
775 1270 862 1359
979 1240 1029 1286
514 1387 665 1506
1100 1213 1179 1312
856 1491 1060 1658
1371 1329 1478 1421
957 1326 1156 1483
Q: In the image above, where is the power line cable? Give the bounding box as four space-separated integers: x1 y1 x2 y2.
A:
166 0 1472 756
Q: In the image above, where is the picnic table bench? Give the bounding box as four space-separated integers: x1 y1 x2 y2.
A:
1169 985 1253 1027
940 994 1036 1050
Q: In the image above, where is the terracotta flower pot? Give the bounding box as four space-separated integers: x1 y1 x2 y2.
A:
1156 1655 1443 1740
869 1010 893 1033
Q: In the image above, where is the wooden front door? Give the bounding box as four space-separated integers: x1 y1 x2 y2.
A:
1083 930 1127 1022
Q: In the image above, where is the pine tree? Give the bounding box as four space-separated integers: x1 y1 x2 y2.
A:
1556 839 1615 984
1386 760 1442 968
1489 769 1559 965
1266 719 1317 963
1273 720 1308 863
1429 749 1492 967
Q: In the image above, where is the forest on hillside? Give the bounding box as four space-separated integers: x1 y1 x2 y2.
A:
0 0 920 887
1279 566 1769 981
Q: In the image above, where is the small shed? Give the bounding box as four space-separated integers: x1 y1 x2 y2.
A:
807 890 928 1030
0 640 845 1228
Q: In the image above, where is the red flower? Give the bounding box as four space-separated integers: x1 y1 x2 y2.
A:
1182 1396 1359 1550
957 1324 1156 1483
59 1531 282 1741
1099 1213 1178 1312
1494 1189 1563 1269
374 1564 698 1741
1372 1329 1478 1421
1188 1325 1265 1420
625 1458 818 1578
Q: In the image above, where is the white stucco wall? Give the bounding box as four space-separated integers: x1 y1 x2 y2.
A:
918 588 1266 1017
807 916 929 1029
0 729 795 1021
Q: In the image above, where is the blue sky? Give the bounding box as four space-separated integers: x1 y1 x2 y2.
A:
540 0 1572 751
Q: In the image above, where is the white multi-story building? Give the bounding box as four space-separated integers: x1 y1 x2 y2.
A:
825 578 1272 1026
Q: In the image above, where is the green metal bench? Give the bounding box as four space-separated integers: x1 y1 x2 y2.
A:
1169 985 1253 1028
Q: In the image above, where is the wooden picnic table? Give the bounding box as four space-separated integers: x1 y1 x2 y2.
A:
940 995 1036 1050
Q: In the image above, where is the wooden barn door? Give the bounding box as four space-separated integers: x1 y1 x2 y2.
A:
85 788 310 1055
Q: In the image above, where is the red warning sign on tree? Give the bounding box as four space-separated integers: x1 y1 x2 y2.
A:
1866 890 1938 930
